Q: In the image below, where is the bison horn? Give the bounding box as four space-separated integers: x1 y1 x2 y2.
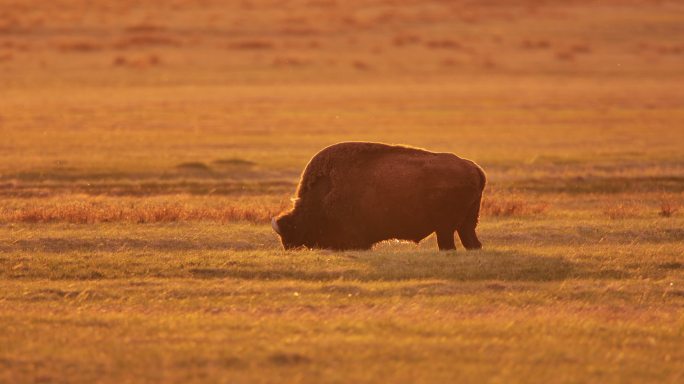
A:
271 217 281 235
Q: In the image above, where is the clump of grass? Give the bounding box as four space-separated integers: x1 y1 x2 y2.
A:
659 200 678 217
441 58 460 67
124 24 166 33
480 196 548 217
521 39 550 49
352 60 371 70
425 39 462 49
555 51 575 61
272 56 310 67
555 43 592 62
639 42 684 55
114 34 181 48
393 34 421 46
481 56 497 69
268 352 311 365
279 27 319 36
228 40 275 50
175 162 211 171
57 40 102 52
212 158 256 167
112 54 162 68
569 43 592 54
112 56 127 66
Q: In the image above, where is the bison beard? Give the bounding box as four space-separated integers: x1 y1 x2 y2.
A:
272 142 486 251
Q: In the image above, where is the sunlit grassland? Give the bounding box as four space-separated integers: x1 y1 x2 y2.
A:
1 217 683 383
1 0 684 382
3 80 684 176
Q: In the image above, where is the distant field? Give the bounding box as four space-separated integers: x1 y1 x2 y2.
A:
1 0 683 383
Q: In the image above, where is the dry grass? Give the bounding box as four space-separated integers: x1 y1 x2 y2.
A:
603 203 640 220
0 196 290 224
1 220 683 383
3 202 277 224
0 195 554 224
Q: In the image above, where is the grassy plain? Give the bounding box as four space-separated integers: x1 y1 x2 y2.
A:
1 0 684 382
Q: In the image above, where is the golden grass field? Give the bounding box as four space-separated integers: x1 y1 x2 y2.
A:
1 0 683 382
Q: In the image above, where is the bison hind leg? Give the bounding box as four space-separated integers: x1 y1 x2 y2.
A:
457 227 482 250
457 199 483 250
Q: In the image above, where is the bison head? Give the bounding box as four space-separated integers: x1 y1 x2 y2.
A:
271 213 306 249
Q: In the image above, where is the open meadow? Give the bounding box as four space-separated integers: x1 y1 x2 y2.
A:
1 0 683 382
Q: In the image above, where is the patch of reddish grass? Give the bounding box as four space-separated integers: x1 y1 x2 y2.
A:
425 39 462 50
114 35 181 49
393 34 421 47
112 54 162 68
639 42 684 55
521 39 550 49
555 51 575 61
57 41 103 52
480 196 548 217
352 60 371 70
228 40 275 50
279 27 319 36
569 43 592 54
0 40 29 51
124 24 166 33
441 58 460 67
2 200 290 224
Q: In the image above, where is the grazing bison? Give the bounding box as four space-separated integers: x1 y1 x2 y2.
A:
272 142 486 251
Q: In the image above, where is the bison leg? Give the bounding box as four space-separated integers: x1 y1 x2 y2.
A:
436 229 456 251
457 227 481 250
457 199 483 250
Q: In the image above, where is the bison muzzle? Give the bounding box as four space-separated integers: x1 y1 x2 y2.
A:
272 142 486 251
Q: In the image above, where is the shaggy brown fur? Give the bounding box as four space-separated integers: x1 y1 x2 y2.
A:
273 142 486 251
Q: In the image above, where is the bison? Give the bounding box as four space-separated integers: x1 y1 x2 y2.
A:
272 142 486 251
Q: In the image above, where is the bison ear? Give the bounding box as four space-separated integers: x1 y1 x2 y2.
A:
271 217 281 235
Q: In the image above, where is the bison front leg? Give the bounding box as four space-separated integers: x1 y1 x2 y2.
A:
436 229 456 251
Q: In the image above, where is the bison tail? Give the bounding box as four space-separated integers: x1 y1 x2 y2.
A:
475 164 487 192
